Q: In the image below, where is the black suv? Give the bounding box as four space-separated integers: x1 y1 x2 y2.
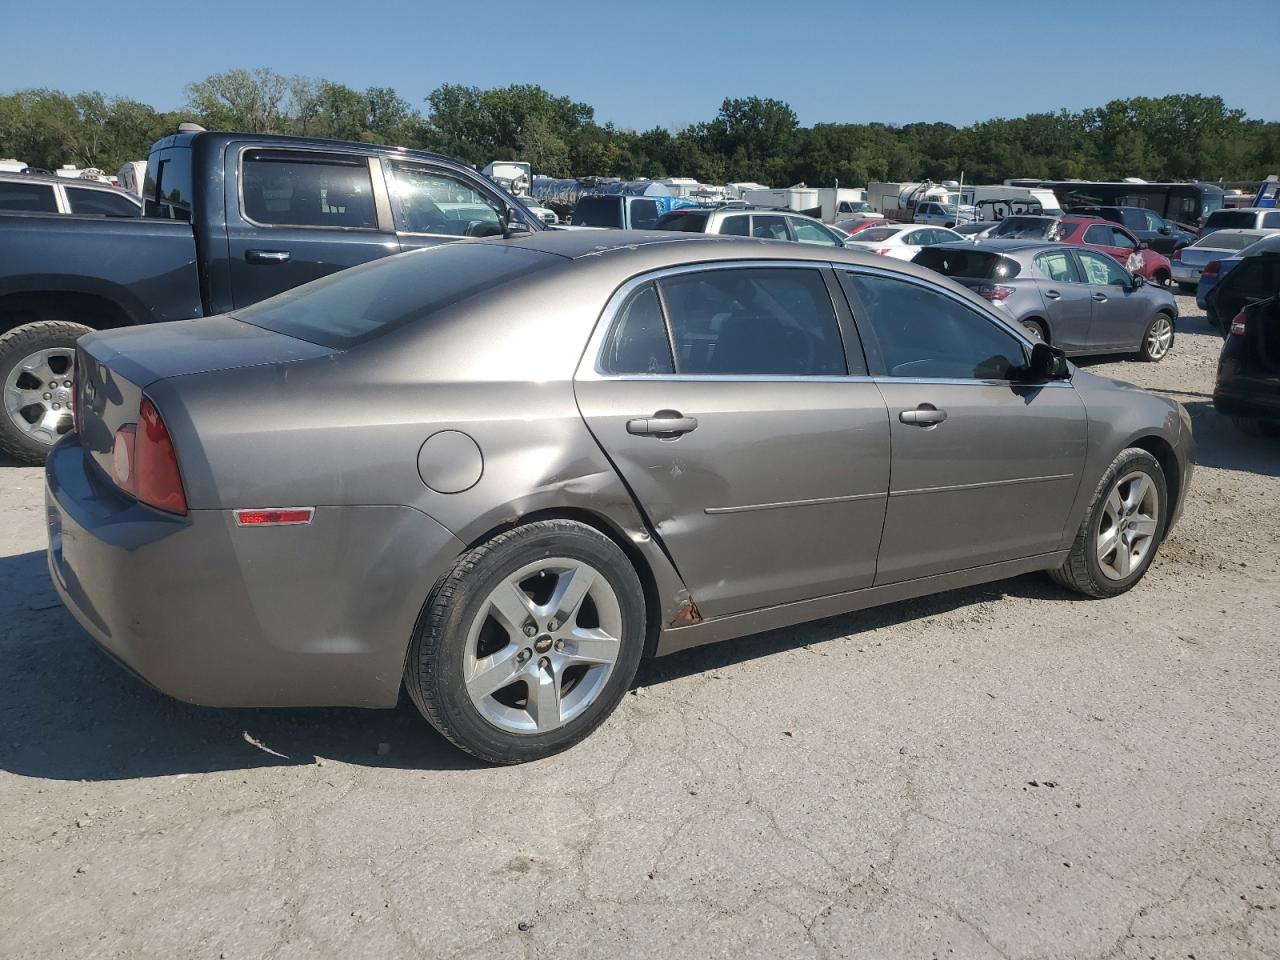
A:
1215 295 1280 437
1069 206 1194 256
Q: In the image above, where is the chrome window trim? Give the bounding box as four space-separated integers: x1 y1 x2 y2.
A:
234 145 390 233
577 259 863 384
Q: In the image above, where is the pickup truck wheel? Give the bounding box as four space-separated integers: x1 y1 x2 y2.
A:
0 321 92 464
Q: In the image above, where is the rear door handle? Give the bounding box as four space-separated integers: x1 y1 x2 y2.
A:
1044 290 1061 300
1092 292 1108 302
626 412 698 437
245 249 291 264
899 405 947 426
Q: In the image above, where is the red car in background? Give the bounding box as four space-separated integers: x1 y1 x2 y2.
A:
1057 215 1174 287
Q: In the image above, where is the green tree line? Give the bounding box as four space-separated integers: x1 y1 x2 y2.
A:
3 68 1278 186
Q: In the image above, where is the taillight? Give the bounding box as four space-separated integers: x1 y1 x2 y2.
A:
1202 259 1222 280
134 397 187 515
1171 248 1181 262
1230 310 1248 337
975 283 1015 301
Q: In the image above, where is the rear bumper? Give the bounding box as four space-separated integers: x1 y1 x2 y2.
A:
45 437 465 708
1171 264 1201 284
1214 384 1280 421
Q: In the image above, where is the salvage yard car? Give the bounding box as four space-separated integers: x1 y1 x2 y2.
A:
46 231 1194 763
0 129 543 464
912 240 1178 359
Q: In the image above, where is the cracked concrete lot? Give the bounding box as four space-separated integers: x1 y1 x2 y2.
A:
1 294 1278 959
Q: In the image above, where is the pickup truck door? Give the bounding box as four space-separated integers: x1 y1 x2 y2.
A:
224 146 399 309
382 158 515 253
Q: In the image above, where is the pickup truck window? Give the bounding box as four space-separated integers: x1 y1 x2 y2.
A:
65 187 140 218
0 181 58 213
388 163 504 237
242 152 377 230
145 148 193 221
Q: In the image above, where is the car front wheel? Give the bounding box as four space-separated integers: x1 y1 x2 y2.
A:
405 519 647 763
1049 448 1167 598
1138 313 1174 361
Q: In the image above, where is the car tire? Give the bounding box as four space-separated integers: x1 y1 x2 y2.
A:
1022 319 1048 341
405 519 647 764
1049 448 1167 599
0 321 92 465
1177 282 1197 294
1152 269 1170 288
1138 313 1174 361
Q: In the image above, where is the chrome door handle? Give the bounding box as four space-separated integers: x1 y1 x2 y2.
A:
1044 290 1061 300
246 249 291 263
627 412 698 437
1092 292 1108 302
899 405 947 426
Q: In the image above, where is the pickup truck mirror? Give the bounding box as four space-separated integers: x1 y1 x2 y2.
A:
1137 240 1150 250
1158 223 1172 235
504 215 534 239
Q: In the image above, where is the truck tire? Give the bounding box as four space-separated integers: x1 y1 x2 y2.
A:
0 321 92 465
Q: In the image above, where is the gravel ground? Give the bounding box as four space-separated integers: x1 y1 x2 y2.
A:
1 295 1278 959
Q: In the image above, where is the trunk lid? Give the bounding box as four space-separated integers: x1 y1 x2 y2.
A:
76 315 332 483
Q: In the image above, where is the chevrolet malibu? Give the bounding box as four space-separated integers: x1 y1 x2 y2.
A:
46 232 1195 763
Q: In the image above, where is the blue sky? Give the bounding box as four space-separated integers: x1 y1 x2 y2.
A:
5 0 1278 128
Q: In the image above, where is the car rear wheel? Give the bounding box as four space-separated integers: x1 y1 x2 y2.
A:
1049 448 1167 598
1152 269 1170 287
1022 319 1048 341
405 519 646 764
0 321 92 465
1138 313 1174 361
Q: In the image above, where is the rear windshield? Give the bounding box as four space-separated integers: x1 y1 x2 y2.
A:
913 248 1021 280
654 211 709 232
1205 210 1259 230
234 243 552 349
850 226 901 242
1193 231 1267 251
988 217 1057 239
572 196 622 228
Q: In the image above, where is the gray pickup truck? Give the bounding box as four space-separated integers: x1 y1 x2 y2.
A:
0 129 543 463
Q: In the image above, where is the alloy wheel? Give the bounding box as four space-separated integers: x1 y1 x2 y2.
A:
1096 471 1160 580
463 557 623 735
1145 316 1173 360
3 347 76 446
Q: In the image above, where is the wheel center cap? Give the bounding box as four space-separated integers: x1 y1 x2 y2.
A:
534 635 552 654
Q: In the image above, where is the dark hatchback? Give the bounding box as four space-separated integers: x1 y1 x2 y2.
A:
1215 295 1280 436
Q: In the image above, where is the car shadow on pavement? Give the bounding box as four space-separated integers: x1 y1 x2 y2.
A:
0 543 1080 782
0 549 486 781
1178 400 1280 477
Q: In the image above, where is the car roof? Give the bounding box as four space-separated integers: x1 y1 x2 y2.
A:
1060 214 1109 224
1210 207 1271 215
929 239 1062 254
1198 228 1272 239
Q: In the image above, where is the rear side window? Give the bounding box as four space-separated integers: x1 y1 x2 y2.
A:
1034 250 1081 283
720 215 750 236
0 181 57 213
658 268 848 376
243 152 377 229
235 243 551 348
630 198 660 230
599 284 674 375
1265 212 1280 228
843 272 1025 381
1084 225 1114 245
751 215 790 241
572 196 622 228
144 147 193 221
913 248 1020 280
65 187 139 218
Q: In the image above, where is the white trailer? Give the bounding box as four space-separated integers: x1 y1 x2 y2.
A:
482 161 533 196
724 181 770 200
961 184 1064 219
117 161 147 195
867 181 953 220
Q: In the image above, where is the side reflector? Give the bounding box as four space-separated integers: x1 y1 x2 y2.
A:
234 508 315 527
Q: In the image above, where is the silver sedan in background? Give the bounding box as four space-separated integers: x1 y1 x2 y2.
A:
46 232 1194 763
913 240 1179 360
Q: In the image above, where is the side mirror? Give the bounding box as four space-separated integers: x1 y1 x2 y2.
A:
1027 341 1070 381
1132 273 1146 289
1158 224 1172 235
504 215 533 239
